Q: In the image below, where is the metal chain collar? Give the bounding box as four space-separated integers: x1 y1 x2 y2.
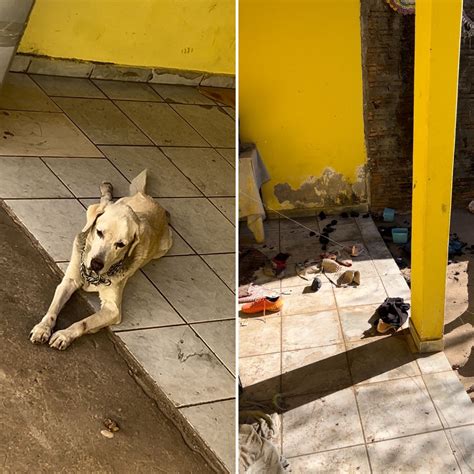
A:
80 250 125 286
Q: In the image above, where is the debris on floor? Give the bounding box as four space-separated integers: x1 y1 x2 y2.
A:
239 248 269 285
469 200 474 213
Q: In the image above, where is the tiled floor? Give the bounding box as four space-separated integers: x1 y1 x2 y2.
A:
0 72 235 471
239 215 474 473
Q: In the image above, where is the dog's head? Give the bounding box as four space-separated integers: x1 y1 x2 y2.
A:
81 201 141 276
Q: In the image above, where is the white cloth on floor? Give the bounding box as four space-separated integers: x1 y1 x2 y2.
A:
239 424 286 474
239 144 270 243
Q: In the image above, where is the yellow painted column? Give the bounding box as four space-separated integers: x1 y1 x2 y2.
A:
410 0 463 351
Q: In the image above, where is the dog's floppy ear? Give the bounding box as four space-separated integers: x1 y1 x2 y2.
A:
82 203 105 233
128 229 141 256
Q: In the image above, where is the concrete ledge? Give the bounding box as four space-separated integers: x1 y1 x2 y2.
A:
409 320 445 353
1 203 228 474
10 54 235 88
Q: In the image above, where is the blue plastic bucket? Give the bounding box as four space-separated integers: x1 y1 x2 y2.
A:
383 208 395 222
392 228 409 244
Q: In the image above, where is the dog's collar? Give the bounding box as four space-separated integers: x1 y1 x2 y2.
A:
80 254 125 286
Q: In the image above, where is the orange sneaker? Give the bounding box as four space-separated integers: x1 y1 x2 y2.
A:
241 296 283 314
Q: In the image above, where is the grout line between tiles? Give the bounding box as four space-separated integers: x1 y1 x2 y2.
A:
177 396 236 410
113 317 236 333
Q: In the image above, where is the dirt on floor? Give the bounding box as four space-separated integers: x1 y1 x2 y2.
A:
0 204 212 473
375 207 474 401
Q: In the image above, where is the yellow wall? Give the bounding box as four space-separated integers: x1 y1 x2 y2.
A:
240 0 367 211
19 0 235 74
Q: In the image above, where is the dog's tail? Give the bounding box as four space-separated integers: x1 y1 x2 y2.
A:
130 169 147 195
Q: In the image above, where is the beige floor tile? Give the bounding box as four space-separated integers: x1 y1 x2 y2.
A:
192 320 235 373
282 310 342 351
415 351 453 374
210 197 235 223
223 107 235 120
162 147 235 196
158 198 235 253
143 255 234 322
5 199 85 261
202 254 235 290
289 445 370 474
118 326 234 406
0 110 102 157
355 376 442 442
216 148 235 167
172 104 235 147
367 431 460 473
44 157 130 197
0 73 59 112
282 344 351 396
28 58 92 77
423 371 474 428
151 84 215 105
93 80 162 101
0 157 72 198
180 400 235 471
333 276 387 308
239 315 281 358
112 271 183 330
447 425 474 473
325 222 362 242
283 389 364 457
31 75 105 98
380 272 411 299
338 303 380 342
54 98 151 145
166 229 195 255
318 214 356 228
347 336 420 385
99 145 201 197
116 101 208 146
357 219 385 243
350 257 380 279
239 352 281 401
281 282 336 314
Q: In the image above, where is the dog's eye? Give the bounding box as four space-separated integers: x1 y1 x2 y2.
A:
115 242 125 248
97 230 103 238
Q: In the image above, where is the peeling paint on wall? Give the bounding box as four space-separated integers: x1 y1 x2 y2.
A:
273 167 367 209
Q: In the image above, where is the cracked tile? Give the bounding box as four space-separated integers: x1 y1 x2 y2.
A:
118 326 234 406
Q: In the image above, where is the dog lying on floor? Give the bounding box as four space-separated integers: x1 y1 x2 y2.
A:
30 169 172 350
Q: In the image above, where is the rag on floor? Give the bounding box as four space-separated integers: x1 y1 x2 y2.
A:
239 412 289 473
238 283 278 304
376 297 410 328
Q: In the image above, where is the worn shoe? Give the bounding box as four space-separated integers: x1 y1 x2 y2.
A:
241 296 283 314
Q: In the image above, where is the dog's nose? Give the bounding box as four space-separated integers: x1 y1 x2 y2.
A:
90 258 104 273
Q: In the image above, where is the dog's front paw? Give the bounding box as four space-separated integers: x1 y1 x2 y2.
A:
30 322 52 344
49 330 74 351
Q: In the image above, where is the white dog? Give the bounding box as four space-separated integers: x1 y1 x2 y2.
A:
30 170 172 350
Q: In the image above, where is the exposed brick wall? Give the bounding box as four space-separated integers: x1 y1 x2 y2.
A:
361 0 474 211
453 1 474 207
361 0 415 212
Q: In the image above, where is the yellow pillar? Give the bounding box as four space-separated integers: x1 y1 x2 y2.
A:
410 0 463 352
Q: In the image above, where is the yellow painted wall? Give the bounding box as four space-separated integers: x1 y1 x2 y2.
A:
240 0 367 211
19 0 235 74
